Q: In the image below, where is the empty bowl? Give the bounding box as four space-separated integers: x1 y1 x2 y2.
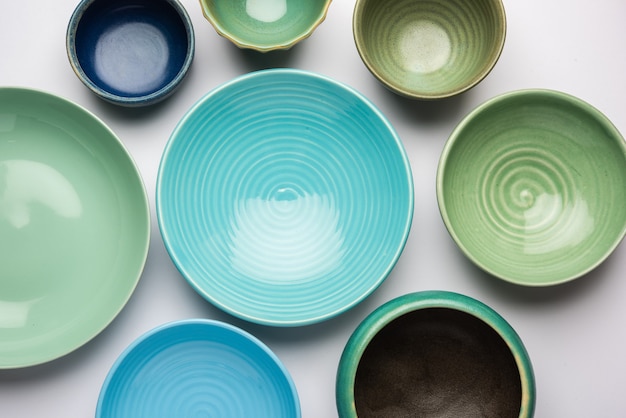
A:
157 68 414 326
199 0 332 52
96 319 300 418
0 88 150 368
353 0 506 99
336 291 535 418
66 0 195 106
437 89 626 286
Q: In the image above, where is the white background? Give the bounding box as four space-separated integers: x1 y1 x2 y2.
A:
1 0 626 416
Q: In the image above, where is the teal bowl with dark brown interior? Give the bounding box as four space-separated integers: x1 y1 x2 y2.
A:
336 291 535 417
353 0 506 100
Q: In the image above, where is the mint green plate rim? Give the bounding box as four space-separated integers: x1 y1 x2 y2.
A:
336 290 536 418
436 89 626 286
0 87 150 368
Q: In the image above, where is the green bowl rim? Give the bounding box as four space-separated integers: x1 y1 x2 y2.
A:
199 0 333 52
352 0 507 100
335 290 536 418
436 88 626 286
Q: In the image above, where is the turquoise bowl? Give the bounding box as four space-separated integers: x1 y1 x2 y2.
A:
336 291 536 417
157 69 414 326
437 89 626 285
97 319 300 417
66 0 195 106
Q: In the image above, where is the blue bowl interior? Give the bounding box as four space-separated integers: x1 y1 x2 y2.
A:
96 320 300 418
157 69 414 326
72 0 192 100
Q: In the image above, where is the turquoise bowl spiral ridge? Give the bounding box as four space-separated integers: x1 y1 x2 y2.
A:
96 319 300 418
157 69 414 326
437 89 626 286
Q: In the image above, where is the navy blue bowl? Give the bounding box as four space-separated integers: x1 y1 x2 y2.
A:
67 0 195 106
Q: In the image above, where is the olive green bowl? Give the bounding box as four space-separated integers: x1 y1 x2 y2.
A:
437 89 626 286
336 291 535 417
353 0 506 100
199 0 332 52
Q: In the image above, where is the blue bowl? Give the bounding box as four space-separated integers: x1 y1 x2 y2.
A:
157 69 414 326
66 0 195 107
96 319 300 418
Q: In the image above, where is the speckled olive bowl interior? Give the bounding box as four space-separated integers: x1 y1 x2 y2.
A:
353 0 506 99
66 0 195 106
199 0 332 52
336 291 535 418
437 89 626 286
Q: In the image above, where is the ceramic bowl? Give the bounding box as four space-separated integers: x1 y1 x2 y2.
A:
0 88 150 368
96 319 300 418
157 69 414 326
353 0 506 100
66 0 195 106
437 89 626 286
199 0 332 52
336 291 535 418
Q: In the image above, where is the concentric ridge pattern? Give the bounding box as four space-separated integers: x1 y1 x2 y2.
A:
437 89 626 285
96 320 300 418
157 69 414 325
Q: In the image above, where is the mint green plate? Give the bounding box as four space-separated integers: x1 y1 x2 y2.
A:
0 88 150 368
437 89 626 286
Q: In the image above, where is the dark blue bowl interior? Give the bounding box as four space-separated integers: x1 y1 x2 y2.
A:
75 0 190 98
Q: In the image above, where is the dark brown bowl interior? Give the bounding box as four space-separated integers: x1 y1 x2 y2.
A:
354 308 522 417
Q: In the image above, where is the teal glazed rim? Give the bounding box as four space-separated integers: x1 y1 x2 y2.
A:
336 291 536 417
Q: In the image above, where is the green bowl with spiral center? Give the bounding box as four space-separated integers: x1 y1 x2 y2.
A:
437 89 626 286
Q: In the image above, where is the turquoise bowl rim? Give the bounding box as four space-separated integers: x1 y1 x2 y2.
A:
156 68 414 326
96 318 301 417
436 89 626 286
336 291 536 417
66 0 195 107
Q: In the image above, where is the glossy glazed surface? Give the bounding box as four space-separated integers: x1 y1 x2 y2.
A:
157 69 413 326
336 291 535 418
437 90 626 285
0 88 150 368
96 319 300 418
353 0 506 99
200 0 332 51
67 0 194 106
